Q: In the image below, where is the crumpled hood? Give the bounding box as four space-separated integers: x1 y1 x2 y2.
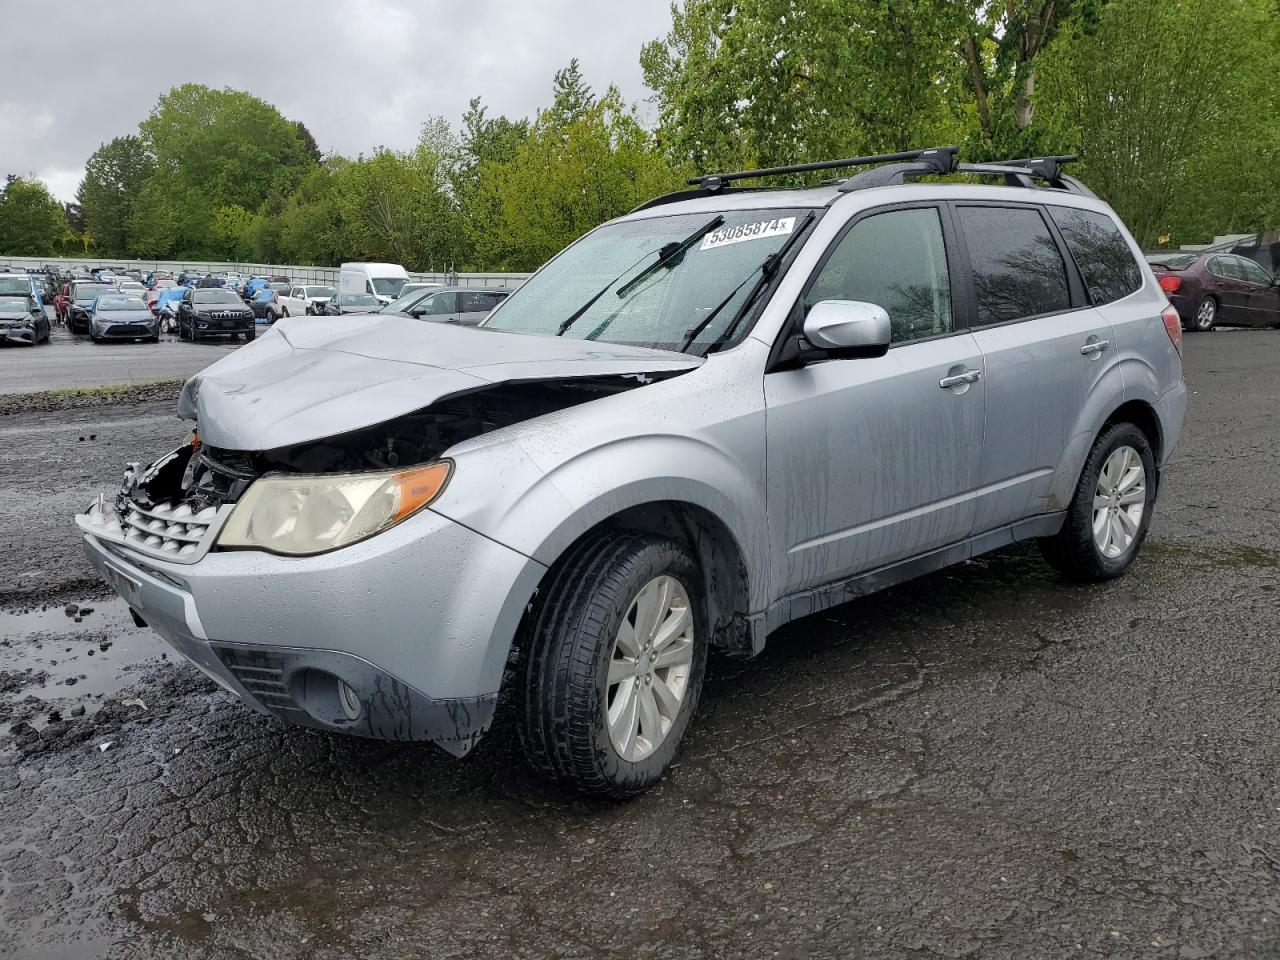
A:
179 313 702 450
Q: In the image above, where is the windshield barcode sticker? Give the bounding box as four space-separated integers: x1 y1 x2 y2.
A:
700 217 796 251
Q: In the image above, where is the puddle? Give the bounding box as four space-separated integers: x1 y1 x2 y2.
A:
1145 541 1280 572
0 596 169 730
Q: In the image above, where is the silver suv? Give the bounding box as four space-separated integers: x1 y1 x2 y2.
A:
76 149 1187 797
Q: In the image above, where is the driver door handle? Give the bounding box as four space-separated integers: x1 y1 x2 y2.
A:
938 369 982 389
1080 339 1110 356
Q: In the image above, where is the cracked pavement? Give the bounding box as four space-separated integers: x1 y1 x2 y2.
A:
1 330 1278 959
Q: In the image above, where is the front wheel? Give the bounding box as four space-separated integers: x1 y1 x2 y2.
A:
518 534 708 799
245 328 256 341
1039 422 1157 581
1193 297 1217 332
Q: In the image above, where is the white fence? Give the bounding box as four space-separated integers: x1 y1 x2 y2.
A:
0 255 529 289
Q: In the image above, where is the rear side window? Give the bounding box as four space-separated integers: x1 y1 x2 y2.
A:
1210 257 1242 280
957 206 1070 325
461 291 507 313
1048 207 1142 305
805 207 952 343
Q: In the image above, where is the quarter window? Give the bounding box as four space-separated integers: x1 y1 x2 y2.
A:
805 207 952 343
957 206 1071 325
1048 207 1142 305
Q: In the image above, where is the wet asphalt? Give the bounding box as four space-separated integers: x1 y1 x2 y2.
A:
0 330 1277 959
0 321 238 396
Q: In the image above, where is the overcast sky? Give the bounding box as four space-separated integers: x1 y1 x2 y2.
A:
0 0 672 203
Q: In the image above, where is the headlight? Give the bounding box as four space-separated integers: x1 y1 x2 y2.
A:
217 461 452 556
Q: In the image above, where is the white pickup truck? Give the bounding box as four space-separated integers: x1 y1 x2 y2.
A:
278 284 338 316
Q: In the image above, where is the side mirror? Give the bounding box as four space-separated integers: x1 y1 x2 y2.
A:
802 300 892 358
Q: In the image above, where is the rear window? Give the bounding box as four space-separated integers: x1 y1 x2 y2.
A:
1049 207 1142 306
957 206 1070 325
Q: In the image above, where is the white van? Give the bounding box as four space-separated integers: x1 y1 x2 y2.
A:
339 263 410 305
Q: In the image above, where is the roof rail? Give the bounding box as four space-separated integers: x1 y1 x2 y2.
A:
688 147 959 192
839 156 1096 198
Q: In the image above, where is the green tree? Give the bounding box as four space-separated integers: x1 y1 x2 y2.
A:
1036 0 1280 244
0 177 68 255
78 135 153 257
641 0 973 174
470 84 685 271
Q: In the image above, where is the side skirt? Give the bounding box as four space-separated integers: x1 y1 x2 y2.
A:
746 512 1067 652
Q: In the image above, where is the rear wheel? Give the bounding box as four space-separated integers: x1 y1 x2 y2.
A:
1193 297 1217 332
1039 422 1156 582
518 534 708 799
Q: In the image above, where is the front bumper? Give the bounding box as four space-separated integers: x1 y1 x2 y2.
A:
194 313 255 333
78 504 546 755
94 322 159 340
0 324 36 343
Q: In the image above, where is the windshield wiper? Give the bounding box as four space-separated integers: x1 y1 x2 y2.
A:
557 215 725 337
679 211 816 355
614 215 723 299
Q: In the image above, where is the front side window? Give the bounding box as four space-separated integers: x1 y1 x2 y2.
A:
371 277 407 297
484 207 818 354
958 206 1071 326
805 207 952 343
1238 258 1272 286
1049 207 1142 305
420 292 456 315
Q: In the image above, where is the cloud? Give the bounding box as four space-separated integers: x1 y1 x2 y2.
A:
0 0 671 202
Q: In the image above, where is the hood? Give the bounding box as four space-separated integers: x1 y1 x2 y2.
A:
179 313 703 450
96 309 155 323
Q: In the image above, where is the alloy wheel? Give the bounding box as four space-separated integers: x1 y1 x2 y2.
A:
606 575 695 762
1196 299 1216 331
1092 445 1147 559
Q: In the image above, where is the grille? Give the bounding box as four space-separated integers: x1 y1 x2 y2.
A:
80 495 224 564
217 650 309 719
105 324 149 336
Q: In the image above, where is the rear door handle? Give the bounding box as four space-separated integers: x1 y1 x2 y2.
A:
938 369 982 389
1080 339 1110 356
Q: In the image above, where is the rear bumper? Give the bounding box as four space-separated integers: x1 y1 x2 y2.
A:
79 505 547 755
1156 379 1188 466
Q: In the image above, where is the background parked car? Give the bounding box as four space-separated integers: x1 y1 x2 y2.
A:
1146 251 1280 331
88 295 160 343
0 294 51 345
66 281 119 334
0 274 47 312
319 292 382 315
177 287 256 342
154 287 188 331
400 286 512 326
279 284 337 316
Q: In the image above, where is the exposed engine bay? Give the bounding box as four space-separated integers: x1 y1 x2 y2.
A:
130 375 673 512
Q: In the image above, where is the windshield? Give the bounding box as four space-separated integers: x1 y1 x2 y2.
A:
74 284 113 301
193 289 243 305
0 297 32 313
0 277 32 295
305 286 336 298
370 277 407 297
98 296 147 311
484 209 815 352
381 288 432 314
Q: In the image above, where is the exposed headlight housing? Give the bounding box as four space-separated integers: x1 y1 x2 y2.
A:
217 461 452 556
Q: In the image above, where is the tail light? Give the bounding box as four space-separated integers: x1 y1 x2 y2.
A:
1161 304 1182 355
1158 274 1182 293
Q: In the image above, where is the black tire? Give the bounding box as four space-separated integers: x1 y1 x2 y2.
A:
245 328 255 341
1193 297 1217 332
518 533 709 799
281 307 290 318
1039 422 1157 582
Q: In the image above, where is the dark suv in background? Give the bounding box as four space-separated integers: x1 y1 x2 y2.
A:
1146 251 1280 331
176 287 256 342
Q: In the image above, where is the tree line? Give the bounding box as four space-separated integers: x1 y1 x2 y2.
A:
2 0 1277 269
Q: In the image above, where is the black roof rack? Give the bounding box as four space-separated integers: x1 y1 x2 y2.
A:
633 147 1091 213
688 147 959 192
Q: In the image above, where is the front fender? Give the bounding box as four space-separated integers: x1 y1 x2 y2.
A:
433 432 769 613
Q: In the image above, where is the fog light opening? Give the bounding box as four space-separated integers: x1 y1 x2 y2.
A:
338 679 362 721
